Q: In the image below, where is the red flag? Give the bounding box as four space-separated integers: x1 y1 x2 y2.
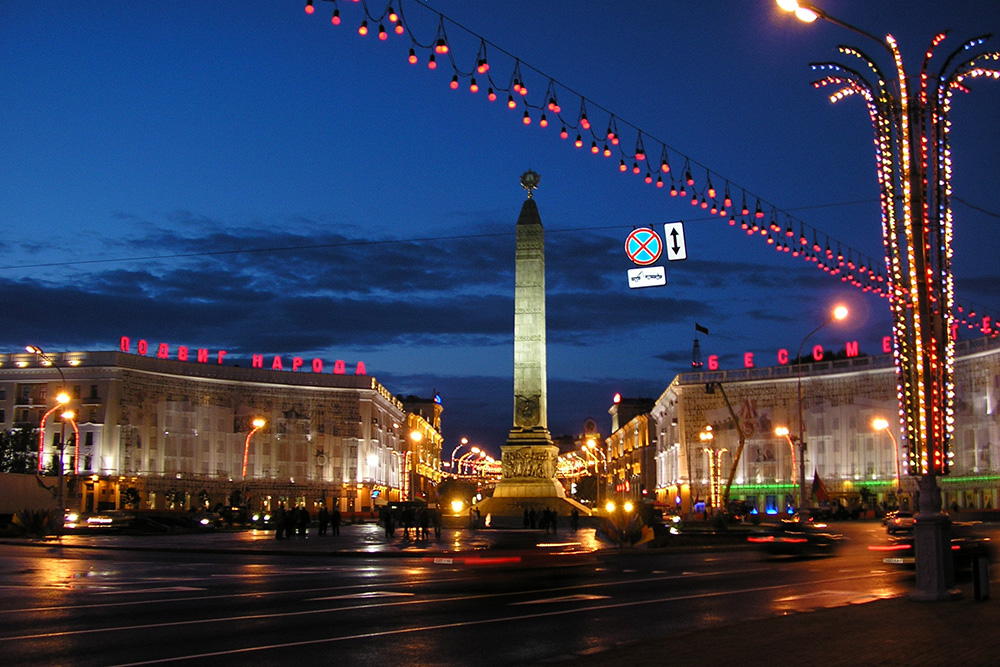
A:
811 469 830 503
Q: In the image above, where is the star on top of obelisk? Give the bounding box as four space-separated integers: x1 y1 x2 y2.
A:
520 170 540 199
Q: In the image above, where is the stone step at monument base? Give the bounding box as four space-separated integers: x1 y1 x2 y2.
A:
475 487 592 529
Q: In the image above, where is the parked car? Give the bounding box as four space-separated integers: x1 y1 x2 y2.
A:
747 519 843 556
886 511 915 535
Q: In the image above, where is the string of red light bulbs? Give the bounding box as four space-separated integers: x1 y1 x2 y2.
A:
302 0 998 339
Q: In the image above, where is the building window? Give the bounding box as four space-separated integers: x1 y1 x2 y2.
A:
89 385 99 399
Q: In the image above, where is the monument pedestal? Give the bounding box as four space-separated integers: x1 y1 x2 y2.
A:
476 431 591 524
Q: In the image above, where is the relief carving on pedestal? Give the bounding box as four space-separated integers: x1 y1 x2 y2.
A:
502 447 553 479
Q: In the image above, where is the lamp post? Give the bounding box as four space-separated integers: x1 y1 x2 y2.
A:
38 392 70 473
795 305 848 510
774 426 797 487
27 345 70 473
776 0 999 600
873 418 902 506
583 439 607 508
407 431 423 500
457 447 480 476
242 418 266 507
57 408 76 521
27 346 73 523
450 437 468 475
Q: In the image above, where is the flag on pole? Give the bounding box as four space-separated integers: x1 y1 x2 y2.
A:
811 469 830 503
695 322 709 335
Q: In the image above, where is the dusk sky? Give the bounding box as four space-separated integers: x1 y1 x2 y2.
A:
3 1 999 456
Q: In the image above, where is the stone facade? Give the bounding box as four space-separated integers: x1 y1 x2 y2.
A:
1 350 441 516
652 336 1000 515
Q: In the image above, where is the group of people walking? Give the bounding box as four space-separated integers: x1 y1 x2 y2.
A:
272 503 341 539
379 504 442 541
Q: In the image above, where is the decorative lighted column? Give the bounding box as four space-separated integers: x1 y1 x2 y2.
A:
777 0 1000 600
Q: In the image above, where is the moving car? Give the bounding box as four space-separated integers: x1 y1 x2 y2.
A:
870 522 993 569
886 511 915 535
747 519 843 556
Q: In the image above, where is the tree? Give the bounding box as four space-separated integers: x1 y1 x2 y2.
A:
122 486 141 509
0 428 38 474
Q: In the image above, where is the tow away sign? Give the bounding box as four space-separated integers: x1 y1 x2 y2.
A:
627 266 666 288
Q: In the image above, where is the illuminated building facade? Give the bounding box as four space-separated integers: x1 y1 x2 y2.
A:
653 336 1000 515
606 397 655 504
0 349 442 516
400 395 445 503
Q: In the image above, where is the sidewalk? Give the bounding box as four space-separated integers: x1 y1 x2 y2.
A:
577 583 1000 666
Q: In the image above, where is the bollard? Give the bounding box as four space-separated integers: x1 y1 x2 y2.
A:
972 555 990 601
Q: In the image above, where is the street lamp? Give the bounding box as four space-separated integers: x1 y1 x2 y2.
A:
58 408 77 519
795 305 848 510
774 426 797 487
450 437 468 476
38 392 70 473
583 440 607 507
873 418 902 505
242 418 266 505
777 0 1000 600
457 447 480 476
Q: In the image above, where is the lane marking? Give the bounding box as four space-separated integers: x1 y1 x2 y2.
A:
308 591 414 601
510 594 609 606
97 587 206 596
105 572 905 666
0 570 766 641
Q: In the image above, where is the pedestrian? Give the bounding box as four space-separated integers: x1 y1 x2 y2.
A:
401 505 414 540
418 507 429 541
297 505 310 537
528 507 537 529
431 507 442 539
381 506 393 539
474 508 481 529
273 504 286 540
523 508 530 529
331 505 341 535
317 505 329 535
570 508 579 532
550 509 557 534
284 505 298 540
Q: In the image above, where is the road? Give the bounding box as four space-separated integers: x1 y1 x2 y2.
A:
0 521 980 666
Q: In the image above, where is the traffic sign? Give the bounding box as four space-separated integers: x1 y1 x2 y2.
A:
624 228 663 266
664 222 688 261
627 266 666 289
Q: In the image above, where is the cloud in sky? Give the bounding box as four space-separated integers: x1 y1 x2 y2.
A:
2 1 997 452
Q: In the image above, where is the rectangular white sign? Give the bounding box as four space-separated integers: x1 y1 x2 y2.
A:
664 222 688 261
627 266 666 289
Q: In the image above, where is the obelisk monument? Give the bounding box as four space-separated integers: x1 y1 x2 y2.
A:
509 169 550 444
479 172 589 518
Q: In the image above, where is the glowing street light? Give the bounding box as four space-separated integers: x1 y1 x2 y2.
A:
795 305 848 509
774 426 798 486
242 418 266 504
450 437 469 475
873 417 902 502
457 447 481 476
38 392 70 473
